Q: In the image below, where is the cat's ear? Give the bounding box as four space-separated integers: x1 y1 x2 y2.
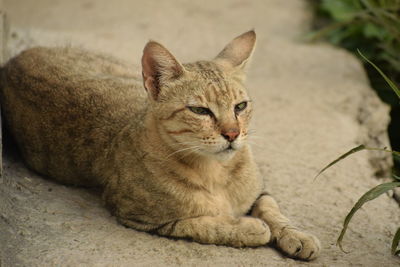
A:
214 30 256 71
142 41 185 100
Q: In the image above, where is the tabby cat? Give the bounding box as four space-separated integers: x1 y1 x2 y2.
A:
0 31 320 260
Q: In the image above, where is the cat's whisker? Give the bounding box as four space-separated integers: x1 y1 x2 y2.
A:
176 147 201 161
166 145 201 159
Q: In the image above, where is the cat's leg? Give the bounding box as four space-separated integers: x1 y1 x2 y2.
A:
251 193 321 260
147 215 270 248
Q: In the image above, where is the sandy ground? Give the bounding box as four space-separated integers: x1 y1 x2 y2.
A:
1 0 400 266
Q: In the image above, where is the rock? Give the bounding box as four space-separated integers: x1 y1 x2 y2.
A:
1 0 399 266
0 2 9 178
394 188 400 204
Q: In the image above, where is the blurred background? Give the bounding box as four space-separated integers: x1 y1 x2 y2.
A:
309 0 400 175
3 0 310 62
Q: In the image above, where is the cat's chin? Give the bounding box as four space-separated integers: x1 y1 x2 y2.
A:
214 148 237 161
191 146 236 161
211 145 240 161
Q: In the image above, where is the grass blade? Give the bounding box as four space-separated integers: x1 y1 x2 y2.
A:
315 145 400 180
314 145 366 180
337 182 400 252
392 227 400 255
364 147 400 158
357 49 400 100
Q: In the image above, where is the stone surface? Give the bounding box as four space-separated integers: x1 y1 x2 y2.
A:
0 0 7 178
1 0 399 266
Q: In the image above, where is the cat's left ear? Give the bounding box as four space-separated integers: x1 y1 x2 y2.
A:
214 30 256 71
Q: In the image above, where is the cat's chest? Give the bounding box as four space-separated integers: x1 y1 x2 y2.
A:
191 167 253 217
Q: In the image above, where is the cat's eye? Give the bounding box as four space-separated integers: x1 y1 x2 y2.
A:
188 106 213 116
234 101 247 113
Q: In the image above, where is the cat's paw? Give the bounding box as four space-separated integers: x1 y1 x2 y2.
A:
276 228 321 260
234 217 271 247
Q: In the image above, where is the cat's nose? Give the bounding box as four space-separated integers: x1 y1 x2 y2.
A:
221 128 240 142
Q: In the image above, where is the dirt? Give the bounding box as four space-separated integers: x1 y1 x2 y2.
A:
1 0 400 266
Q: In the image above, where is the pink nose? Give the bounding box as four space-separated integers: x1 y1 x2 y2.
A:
221 128 240 142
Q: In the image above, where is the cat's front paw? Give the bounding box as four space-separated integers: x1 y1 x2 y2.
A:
234 217 271 247
276 228 321 260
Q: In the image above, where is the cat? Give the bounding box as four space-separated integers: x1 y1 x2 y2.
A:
0 30 320 260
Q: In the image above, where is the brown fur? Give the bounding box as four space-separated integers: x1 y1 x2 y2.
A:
0 31 320 260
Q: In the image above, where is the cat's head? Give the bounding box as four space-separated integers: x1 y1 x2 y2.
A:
142 31 256 161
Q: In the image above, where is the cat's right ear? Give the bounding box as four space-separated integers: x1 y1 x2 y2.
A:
142 41 185 100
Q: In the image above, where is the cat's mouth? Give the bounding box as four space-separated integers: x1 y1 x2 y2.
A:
218 144 236 154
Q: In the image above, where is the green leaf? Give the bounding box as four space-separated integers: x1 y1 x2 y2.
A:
337 182 400 252
358 49 400 100
363 22 387 40
392 227 400 255
321 0 363 21
314 145 366 180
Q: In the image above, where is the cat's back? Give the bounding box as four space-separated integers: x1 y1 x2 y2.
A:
4 46 143 100
1 47 147 186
